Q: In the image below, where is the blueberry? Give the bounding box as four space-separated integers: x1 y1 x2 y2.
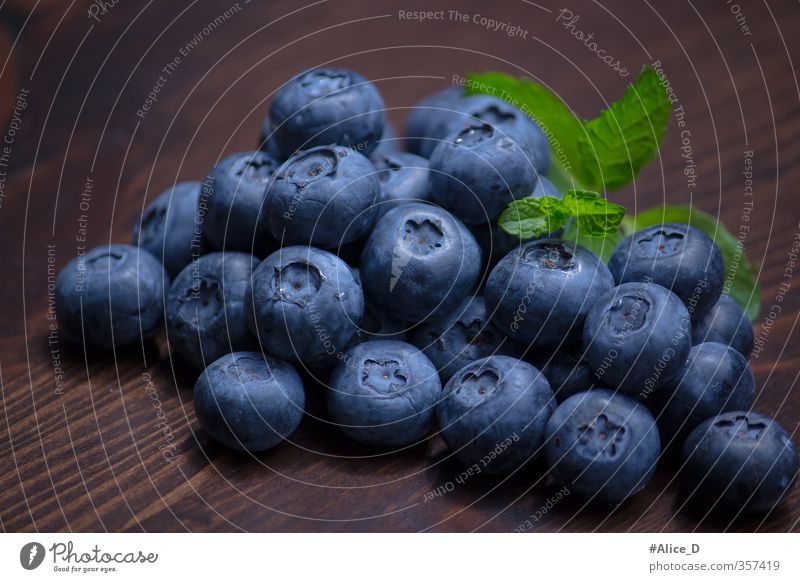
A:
133 181 203 278
692 294 754 358
350 301 408 345
681 411 798 514
608 223 724 319
370 151 430 217
265 145 380 248
270 67 385 157
545 389 661 505
583 282 692 397
348 269 407 345
409 295 523 384
246 245 364 367
55 244 167 350
413 94 551 175
437 355 555 473
258 114 284 160
194 351 305 452
166 252 259 370
486 239 615 349
350 305 407 345
429 123 539 225
405 86 463 156
453 94 550 175
371 122 402 157
360 203 481 323
651 342 755 441
470 176 562 264
202 151 279 254
327 340 441 447
534 350 606 403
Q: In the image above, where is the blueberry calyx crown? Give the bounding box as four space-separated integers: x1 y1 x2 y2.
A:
605 294 651 334
401 218 445 256
373 155 402 183
86 249 126 269
574 413 628 460
454 124 494 147
521 242 576 271
433 318 497 352
298 69 351 97
284 149 339 187
637 228 685 257
178 276 222 315
472 104 516 126
714 414 767 440
221 354 270 382
360 358 408 393
232 154 276 184
456 368 500 403
461 318 497 348
272 261 324 307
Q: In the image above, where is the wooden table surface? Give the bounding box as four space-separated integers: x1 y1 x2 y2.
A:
1 0 799 532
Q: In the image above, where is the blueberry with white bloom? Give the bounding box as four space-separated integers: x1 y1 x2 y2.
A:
55 244 167 350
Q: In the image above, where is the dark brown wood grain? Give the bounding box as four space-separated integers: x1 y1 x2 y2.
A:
0 0 799 532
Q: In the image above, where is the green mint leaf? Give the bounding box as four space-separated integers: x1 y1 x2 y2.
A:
630 205 761 321
498 196 571 240
466 66 670 193
465 72 584 181
577 66 671 191
562 190 626 237
561 220 624 263
498 190 624 241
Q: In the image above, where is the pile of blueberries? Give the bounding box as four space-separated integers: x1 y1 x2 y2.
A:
55 67 798 515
